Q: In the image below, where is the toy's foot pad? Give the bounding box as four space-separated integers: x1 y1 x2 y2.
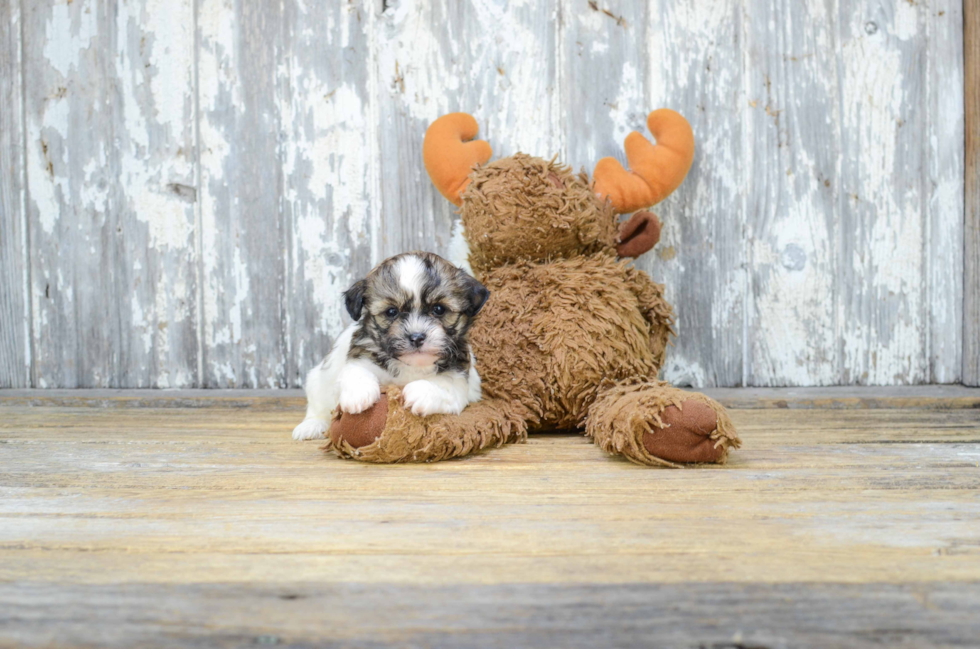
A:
329 394 389 449
586 383 740 466
642 399 726 464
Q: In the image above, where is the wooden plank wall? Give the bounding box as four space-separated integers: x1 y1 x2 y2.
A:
0 0 968 388
966 0 980 387
0 0 28 387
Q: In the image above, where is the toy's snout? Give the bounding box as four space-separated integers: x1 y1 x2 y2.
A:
616 211 661 258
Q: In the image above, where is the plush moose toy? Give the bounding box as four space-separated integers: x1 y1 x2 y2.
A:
327 109 741 466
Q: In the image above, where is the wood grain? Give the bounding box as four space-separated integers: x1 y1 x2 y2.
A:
2 581 978 648
197 0 286 388
838 0 952 385
374 0 459 260
0 0 28 388
928 0 965 383
646 0 746 388
745 0 840 386
21 0 200 388
0 403 979 645
0 0 970 388
374 0 559 262
966 0 980 386
280 1 377 386
559 0 746 388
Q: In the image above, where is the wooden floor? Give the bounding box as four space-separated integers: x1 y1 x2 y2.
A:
1 389 979 648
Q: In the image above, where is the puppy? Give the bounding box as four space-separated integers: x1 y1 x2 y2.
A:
292 252 490 441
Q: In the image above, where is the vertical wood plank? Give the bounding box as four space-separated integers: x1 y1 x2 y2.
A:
114 0 200 388
374 0 559 260
561 0 745 388
374 0 458 259
966 0 980 386
22 0 199 388
0 0 30 387
744 0 841 386
837 0 932 385
457 1 560 158
926 0 964 383
22 0 107 388
197 0 286 387
280 1 377 385
644 0 745 387
560 0 649 216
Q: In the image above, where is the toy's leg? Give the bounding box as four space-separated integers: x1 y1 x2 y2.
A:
327 387 527 463
586 381 740 467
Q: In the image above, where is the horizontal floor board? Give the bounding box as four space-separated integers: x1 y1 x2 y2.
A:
2 581 979 649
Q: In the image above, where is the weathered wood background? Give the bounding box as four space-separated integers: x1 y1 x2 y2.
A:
0 0 969 388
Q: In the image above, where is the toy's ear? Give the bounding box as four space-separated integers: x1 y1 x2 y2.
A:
462 274 490 317
594 108 694 214
344 279 367 321
617 211 662 258
423 113 492 206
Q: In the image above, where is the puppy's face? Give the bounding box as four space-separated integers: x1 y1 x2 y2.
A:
344 252 490 373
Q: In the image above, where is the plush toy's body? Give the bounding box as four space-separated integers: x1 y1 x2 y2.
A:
328 110 741 466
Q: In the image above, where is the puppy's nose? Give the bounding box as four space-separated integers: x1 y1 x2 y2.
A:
409 332 426 348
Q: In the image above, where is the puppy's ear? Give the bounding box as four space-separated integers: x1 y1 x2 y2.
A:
462 275 490 317
344 279 368 321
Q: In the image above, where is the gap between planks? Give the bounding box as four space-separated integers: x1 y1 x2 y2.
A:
0 386 978 410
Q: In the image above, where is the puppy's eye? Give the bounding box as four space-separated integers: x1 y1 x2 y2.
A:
384 307 399 318
431 304 446 316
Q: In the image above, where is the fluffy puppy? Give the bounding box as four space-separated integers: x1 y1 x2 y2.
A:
292 252 490 441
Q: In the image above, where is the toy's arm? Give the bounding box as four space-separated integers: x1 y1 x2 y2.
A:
616 211 661 258
623 266 674 368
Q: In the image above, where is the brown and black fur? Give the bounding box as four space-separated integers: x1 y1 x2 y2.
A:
342 252 489 377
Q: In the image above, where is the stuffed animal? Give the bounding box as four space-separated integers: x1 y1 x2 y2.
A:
327 109 741 466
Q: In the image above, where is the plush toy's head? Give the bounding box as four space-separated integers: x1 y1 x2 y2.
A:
423 110 695 274
456 154 618 273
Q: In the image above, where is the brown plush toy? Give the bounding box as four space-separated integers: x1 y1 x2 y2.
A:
328 109 741 466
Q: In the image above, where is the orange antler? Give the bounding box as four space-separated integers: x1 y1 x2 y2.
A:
423 113 493 205
593 109 695 214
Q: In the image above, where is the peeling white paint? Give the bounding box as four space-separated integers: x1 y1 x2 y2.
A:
43 2 97 78
301 85 369 231
662 357 707 388
279 1 375 383
26 129 62 236
144 0 193 129
609 61 641 144
892 0 919 41
377 2 461 123
642 0 750 387
10 0 967 388
839 4 927 385
197 0 243 383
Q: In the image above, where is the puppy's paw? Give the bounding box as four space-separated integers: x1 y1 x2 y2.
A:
339 378 381 414
292 418 329 441
402 380 463 416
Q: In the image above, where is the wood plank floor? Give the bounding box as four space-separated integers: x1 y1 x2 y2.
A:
1 392 979 647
